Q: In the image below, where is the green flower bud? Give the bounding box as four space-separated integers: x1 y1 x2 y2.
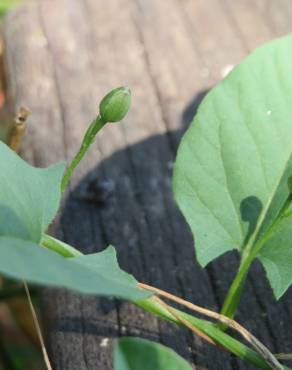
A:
99 86 131 123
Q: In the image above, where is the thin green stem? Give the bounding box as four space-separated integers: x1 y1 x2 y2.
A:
220 252 254 321
41 234 82 257
61 115 105 192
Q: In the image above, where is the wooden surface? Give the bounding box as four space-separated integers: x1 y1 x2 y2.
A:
3 0 292 369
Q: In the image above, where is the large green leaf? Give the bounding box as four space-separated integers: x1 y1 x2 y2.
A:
114 337 193 370
0 237 149 300
0 142 65 242
173 34 292 298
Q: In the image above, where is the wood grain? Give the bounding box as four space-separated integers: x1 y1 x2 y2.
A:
3 0 292 369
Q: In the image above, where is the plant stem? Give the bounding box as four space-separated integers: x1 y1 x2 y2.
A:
41 234 82 257
61 115 105 192
220 252 254 320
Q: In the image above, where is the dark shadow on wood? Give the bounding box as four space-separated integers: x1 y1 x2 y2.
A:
240 196 263 248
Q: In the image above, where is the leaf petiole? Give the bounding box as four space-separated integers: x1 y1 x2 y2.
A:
41 234 82 257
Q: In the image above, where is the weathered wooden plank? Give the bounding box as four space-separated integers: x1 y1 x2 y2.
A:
4 0 292 369
258 0 292 37
4 4 65 165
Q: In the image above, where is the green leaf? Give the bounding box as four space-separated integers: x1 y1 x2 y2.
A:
173 34 292 297
114 337 193 370
259 214 292 298
0 143 149 300
0 142 65 242
0 237 149 300
0 0 22 16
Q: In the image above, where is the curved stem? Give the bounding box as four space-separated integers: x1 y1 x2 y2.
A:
61 115 105 192
41 234 82 257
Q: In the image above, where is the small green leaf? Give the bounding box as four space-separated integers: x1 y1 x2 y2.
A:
0 143 65 242
114 337 193 370
173 34 292 297
0 237 149 300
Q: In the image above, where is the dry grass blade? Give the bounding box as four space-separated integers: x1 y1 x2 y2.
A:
23 282 53 370
275 354 292 360
139 283 283 370
153 296 218 347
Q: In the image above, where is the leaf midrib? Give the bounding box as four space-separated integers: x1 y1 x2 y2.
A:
243 151 292 255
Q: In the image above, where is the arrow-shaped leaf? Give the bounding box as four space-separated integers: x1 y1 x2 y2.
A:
173 34 292 298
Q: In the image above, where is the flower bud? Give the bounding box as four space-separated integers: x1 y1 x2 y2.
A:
99 86 131 123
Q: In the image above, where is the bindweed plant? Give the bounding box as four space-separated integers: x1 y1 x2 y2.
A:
1 36 292 370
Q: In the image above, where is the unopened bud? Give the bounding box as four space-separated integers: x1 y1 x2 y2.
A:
99 86 131 123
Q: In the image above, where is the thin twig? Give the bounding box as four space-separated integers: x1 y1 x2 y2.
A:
139 282 283 370
153 296 218 346
275 354 292 360
23 282 53 370
9 106 30 152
